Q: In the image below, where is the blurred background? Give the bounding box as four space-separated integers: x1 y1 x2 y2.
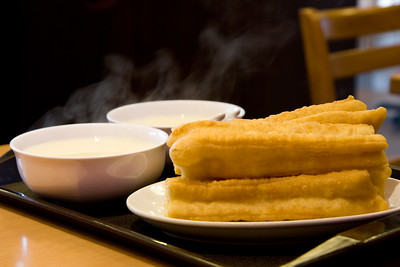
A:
8 0 398 144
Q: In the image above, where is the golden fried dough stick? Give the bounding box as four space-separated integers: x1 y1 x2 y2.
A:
166 170 380 201
166 196 387 222
167 120 376 148
289 107 387 132
169 122 388 179
173 149 388 179
165 170 388 221
265 95 367 122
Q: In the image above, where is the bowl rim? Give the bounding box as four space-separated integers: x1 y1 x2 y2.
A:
106 99 246 125
10 122 169 160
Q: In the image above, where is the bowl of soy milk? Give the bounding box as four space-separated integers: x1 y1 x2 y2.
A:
10 123 168 202
106 100 245 135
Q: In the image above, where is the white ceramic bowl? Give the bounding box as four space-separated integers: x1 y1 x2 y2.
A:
10 123 168 202
106 100 245 135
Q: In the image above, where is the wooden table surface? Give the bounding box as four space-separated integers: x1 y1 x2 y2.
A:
0 144 10 156
0 145 170 267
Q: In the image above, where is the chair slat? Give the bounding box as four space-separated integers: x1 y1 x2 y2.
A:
330 45 400 79
319 6 400 40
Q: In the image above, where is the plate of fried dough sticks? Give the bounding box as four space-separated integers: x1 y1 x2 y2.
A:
127 96 400 244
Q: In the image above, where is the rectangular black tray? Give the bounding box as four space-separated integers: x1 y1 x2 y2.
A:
1 157 399 267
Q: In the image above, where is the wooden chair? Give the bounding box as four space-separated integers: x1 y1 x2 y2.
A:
390 73 400 94
299 5 400 104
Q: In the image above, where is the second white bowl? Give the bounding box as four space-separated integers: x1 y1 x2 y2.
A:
106 100 245 134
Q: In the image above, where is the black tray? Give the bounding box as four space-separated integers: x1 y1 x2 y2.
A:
1 158 400 267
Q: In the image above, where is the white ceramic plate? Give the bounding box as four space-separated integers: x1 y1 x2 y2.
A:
126 178 400 244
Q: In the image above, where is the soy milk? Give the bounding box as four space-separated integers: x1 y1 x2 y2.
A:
24 137 153 157
127 114 208 127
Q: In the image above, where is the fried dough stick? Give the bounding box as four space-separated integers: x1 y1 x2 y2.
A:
288 107 387 132
265 95 367 122
172 150 388 179
167 120 377 147
169 124 388 179
165 170 388 221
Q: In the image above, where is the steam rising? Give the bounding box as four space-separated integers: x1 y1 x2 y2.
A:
32 1 298 129
32 54 136 128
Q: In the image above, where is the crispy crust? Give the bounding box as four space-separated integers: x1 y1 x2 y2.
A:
169 123 388 179
167 119 378 147
287 108 387 132
264 95 367 122
165 170 388 221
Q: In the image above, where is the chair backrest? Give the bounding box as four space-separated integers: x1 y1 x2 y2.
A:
299 5 400 104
